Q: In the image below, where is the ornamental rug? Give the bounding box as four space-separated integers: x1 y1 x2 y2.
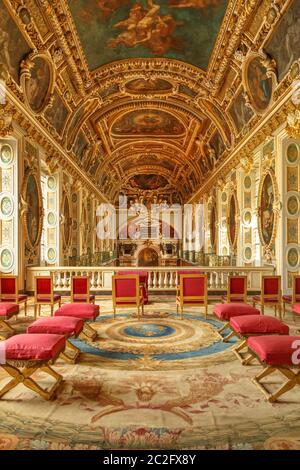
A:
1 299 300 450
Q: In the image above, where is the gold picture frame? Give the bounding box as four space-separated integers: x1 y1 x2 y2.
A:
242 52 277 115
21 169 43 252
20 51 55 115
257 169 279 251
227 191 239 251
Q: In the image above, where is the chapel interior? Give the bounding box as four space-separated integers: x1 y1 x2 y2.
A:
0 0 300 452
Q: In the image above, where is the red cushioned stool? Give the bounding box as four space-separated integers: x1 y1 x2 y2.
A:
292 304 300 316
27 316 84 364
0 334 66 400
229 315 289 364
0 303 19 338
54 303 99 340
213 303 260 341
247 335 300 402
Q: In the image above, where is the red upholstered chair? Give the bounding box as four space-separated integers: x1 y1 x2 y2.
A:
253 275 282 317
247 335 300 402
0 303 20 338
221 275 247 303
118 271 149 304
71 276 95 304
229 315 289 364
34 276 61 318
112 275 144 320
213 302 260 342
0 333 65 400
0 276 28 315
176 274 208 319
282 275 300 317
27 316 84 364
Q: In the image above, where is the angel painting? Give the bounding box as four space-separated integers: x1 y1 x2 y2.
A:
108 0 182 55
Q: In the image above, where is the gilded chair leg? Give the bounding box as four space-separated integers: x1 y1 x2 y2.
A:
205 305 207 319
24 301 27 316
38 304 41 317
51 305 54 317
176 303 179 316
113 308 116 320
180 307 183 320
34 304 37 319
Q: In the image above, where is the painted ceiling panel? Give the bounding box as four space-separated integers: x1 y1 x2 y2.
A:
68 0 228 70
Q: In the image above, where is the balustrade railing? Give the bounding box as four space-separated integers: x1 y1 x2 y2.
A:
26 265 275 293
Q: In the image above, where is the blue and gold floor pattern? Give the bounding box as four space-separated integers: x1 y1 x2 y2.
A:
72 310 237 369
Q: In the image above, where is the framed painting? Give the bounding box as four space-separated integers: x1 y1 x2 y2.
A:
21 171 43 251
21 52 55 114
258 170 279 249
243 53 276 114
210 204 217 250
62 193 72 248
227 192 238 250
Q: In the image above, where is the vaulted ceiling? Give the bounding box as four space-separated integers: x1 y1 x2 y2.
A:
3 0 285 203
59 0 244 201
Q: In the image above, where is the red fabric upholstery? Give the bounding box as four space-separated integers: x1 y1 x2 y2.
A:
247 335 300 366
292 304 300 315
73 295 95 302
229 277 246 294
36 278 52 295
115 278 137 298
36 294 61 303
1 295 27 302
296 278 300 295
213 303 260 321
118 271 148 303
3 334 66 361
221 295 245 303
282 295 292 302
253 295 280 303
0 278 16 295
264 278 280 295
55 303 99 320
28 316 84 337
182 277 205 297
0 303 19 318
230 315 289 335
73 278 88 294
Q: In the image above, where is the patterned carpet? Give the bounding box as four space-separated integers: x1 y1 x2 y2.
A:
1 297 300 450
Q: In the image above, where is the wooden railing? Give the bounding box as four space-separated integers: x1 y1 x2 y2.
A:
26 266 276 293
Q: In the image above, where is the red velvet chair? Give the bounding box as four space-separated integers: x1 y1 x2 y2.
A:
34 276 61 318
221 275 247 303
247 335 300 402
176 274 208 319
177 270 203 285
0 276 28 315
253 275 282 317
112 275 144 320
71 276 95 304
0 303 20 338
0 333 65 400
229 315 289 364
118 271 149 304
282 275 300 317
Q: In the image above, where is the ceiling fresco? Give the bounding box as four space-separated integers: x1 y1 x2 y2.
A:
68 0 228 70
3 0 294 205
